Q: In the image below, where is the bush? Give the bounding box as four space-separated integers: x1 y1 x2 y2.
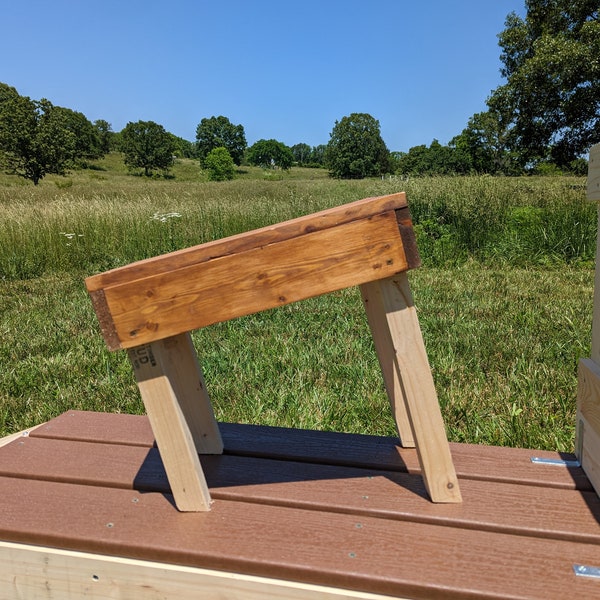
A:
204 147 235 181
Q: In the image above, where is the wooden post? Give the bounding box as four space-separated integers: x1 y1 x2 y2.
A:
576 143 600 498
128 333 221 511
360 282 415 447
362 274 461 503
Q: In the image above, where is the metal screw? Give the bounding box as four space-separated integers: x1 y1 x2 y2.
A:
106 522 114 528
348 552 357 558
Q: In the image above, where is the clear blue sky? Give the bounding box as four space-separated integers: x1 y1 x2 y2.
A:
1 0 524 152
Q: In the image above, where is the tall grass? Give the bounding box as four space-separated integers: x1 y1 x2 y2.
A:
0 159 595 451
0 166 593 280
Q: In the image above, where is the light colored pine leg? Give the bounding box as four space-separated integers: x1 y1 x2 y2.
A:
360 283 415 447
163 332 223 454
365 274 462 503
128 334 215 511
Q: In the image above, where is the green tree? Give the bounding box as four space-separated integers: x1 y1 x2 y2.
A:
247 139 294 169
310 144 326 166
94 119 114 154
324 113 390 178
0 93 78 185
291 143 312 166
396 140 472 175
204 146 236 181
195 115 246 166
55 106 103 162
488 0 600 167
0 82 19 105
120 120 175 177
451 111 521 174
169 134 197 159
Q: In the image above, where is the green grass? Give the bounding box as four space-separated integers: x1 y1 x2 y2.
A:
0 156 595 452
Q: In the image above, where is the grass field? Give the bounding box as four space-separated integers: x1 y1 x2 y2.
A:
0 156 596 452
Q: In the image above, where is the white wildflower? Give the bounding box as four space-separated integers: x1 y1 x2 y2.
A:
151 212 181 223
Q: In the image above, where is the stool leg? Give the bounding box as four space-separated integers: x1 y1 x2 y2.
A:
360 283 415 447
164 332 223 454
362 274 462 503
128 333 220 511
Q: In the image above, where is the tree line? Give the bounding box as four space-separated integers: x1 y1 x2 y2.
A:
0 0 597 184
0 84 330 184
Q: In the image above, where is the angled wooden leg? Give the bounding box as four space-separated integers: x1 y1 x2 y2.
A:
128 332 222 511
163 332 223 454
362 273 462 503
360 283 415 448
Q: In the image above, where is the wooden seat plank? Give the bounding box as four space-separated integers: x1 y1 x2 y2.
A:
87 195 418 351
0 475 599 599
31 411 591 490
2 436 599 544
85 194 415 293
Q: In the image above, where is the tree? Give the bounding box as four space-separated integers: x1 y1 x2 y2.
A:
451 111 521 174
0 92 78 185
94 119 114 154
395 140 472 176
488 0 600 167
54 106 103 162
120 120 175 177
169 134 197 158
324 113 390 178
291 143 312 166
0 82 19 105
247 139 294 169
204 147 236 181
195 115 246 166
310 144 326 166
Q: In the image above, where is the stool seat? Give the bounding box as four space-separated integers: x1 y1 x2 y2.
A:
86 193 461 510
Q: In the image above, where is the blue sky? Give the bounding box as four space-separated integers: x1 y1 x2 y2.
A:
1 1 524 152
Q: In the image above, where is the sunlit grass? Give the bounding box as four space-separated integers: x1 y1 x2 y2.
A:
0 157 595 452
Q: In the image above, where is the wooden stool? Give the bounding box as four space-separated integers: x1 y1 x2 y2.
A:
86 192 461 510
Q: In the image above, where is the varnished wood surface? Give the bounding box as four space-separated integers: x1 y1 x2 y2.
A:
85 194 414 292
1 411 600 599
86 194 419 350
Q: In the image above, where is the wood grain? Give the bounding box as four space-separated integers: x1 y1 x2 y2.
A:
128 336 213 511
85 193 414 292
2 411 599 599
577 359 600 499
1 474 599 599
93 210 411 350
362 275 461 502
579 147 600 498
0 541 397 600
360 280 415 447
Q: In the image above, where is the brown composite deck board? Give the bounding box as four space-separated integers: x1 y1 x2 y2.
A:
1 435 600 544
31 411 591 490
0 475 600 599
